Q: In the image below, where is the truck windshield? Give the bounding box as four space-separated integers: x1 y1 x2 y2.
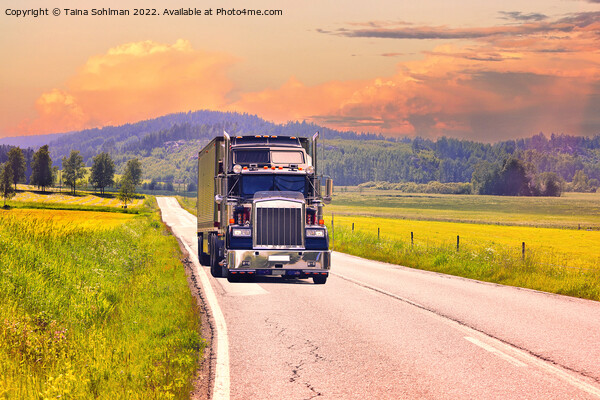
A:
271 151 304 164
241 175 306 197
234 150 269 164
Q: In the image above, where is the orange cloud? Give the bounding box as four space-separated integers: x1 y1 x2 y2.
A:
15 13 600 142
233 14 600 140
19 39 235 135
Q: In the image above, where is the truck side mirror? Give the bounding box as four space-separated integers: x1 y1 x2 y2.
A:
323 178 333 204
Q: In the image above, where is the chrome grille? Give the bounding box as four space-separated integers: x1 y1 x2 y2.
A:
255 207 303 248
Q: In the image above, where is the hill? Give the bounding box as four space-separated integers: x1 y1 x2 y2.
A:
1 110 599 189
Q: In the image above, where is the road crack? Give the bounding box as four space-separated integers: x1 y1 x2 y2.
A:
265 318 325 399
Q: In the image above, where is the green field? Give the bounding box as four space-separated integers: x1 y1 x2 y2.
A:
0 201 203 398
11 185 145 210
330 189 600 229
327 189 600 300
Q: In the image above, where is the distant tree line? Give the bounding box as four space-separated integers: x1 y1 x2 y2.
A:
358 181 472 195
0 145 144 205
3 110 599 197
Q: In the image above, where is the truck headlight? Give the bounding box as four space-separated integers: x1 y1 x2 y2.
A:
233 164 242 174
306 229 325 237
232 228 252 237
306 166 315 175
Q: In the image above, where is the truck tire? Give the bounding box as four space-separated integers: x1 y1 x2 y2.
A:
313 275 327 285
226 271 240 283
198 234 209 266
209 234 222 278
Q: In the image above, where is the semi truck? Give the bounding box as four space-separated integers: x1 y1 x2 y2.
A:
197 132 333 284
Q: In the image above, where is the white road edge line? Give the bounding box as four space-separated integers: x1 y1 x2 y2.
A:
333 271 600 399
182 242 231 400
464 336 527 368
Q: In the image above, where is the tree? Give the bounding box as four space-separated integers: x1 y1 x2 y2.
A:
472 157 535 196
0 162 16 208
471 161 501 195
117 175 135 208
535 172 562 197
62 150 85 195
499 157 532 196
7 147 26 190
90 152 115 194
124 158 142 187
571 170 589 192
31 145 54 192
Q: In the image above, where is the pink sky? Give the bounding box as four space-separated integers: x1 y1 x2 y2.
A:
1 0 599 141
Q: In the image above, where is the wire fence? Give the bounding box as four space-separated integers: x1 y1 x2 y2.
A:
329 213 600 272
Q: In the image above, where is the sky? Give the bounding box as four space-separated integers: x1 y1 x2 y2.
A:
1 0 599 142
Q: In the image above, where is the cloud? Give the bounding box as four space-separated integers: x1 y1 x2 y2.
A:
320 12 599 40
15 13 600 143
19 39 235 135
498 11 548 22
233 22 599 141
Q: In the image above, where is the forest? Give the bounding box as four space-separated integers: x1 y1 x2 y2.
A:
1 110 599 195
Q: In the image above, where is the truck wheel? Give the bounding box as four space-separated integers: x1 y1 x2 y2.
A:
209 234 222 278
313 275 327 285
226 271 240 283
198 235 209 266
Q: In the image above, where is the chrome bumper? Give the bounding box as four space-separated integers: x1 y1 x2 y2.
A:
226 249 331 270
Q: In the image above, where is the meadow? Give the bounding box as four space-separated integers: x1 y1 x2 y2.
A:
0 201 203 398
330 189 600 229
327 189 600 301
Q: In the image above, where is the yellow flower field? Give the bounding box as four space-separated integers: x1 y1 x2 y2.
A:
330 214 600 270
0 209 135 236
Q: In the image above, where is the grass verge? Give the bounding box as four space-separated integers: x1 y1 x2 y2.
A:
174 196 196 216
0 208 204 398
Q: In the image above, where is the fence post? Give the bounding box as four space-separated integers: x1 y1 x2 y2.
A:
378 227 380 240
411 232 414 247
332 213 334 250
457 235 460 252
352 222 354 232
522 242 525 260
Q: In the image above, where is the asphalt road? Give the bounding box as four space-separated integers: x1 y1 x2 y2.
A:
157 197 600 400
